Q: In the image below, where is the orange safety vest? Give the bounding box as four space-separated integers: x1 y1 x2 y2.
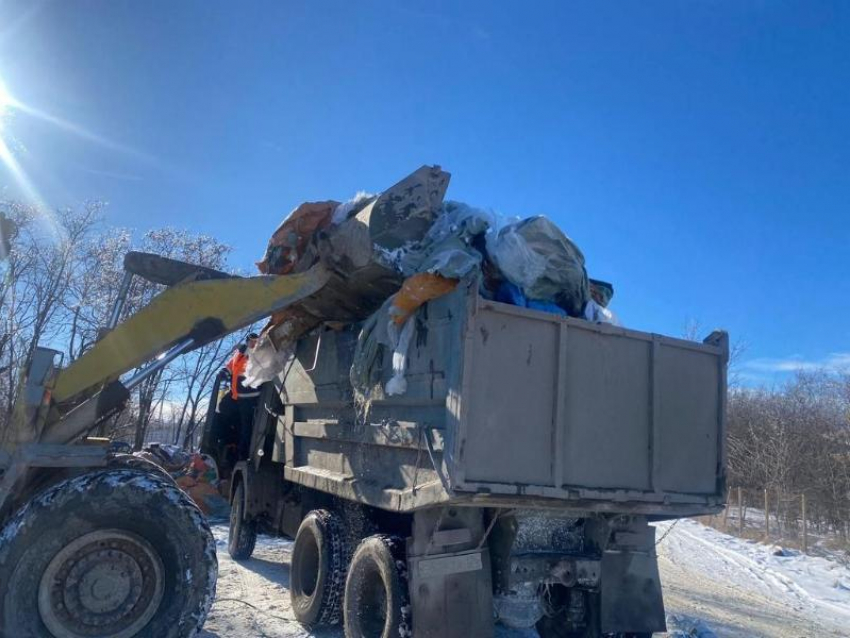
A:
226 351 249 400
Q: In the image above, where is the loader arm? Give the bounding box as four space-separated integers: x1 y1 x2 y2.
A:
23 264 329 447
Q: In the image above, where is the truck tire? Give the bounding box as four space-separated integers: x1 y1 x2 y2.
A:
290 509 348 627
227 481 257 560
0 468 217 638
343 535 410 638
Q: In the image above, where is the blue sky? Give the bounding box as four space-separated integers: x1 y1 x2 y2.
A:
0 1 847 385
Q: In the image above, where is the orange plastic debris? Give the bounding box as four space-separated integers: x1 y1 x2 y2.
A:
256 201 339 275
390 273 458 324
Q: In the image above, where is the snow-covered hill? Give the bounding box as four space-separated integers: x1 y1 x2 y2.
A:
199 519 850 637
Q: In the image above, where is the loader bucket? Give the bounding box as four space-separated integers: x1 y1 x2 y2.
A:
123 251 233 286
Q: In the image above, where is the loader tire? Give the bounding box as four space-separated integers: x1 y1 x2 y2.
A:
291 509 349 627
107 452 175 484
0 468 217 638
227 481 257 560
343 535 410 638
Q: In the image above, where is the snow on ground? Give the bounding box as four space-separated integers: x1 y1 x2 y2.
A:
200 519 850 637
656 518 850 637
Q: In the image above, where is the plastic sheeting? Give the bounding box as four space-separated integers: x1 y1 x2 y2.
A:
399 201 494 279
350 298 393 405
589 278 615 308
256 201 338 275
487 216 589 316
244 334 294 388
495 282 568 317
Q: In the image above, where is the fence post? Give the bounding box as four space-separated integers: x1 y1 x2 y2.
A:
764 489 770 540
738 487 744 535
722 486 732 531
801 493 808 555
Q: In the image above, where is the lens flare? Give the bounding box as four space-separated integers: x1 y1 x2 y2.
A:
0 80 13 132
0 75 155 238
0 78 60 237
0 80 13 109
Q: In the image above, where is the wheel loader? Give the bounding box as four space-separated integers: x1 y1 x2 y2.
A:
0 246 337 637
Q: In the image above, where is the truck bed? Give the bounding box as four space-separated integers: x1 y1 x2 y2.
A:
276 280 727 518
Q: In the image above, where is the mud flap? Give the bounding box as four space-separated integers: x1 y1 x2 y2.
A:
408 548 493 638
599 548 666 634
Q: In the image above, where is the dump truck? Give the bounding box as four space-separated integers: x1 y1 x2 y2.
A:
203 275 729 634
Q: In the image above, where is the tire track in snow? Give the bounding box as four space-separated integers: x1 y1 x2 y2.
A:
673 522 850 621
657 520 849 638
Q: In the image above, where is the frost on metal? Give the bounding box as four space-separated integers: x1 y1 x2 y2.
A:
512 510 583 554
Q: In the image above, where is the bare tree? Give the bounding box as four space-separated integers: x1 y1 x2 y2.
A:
0 201 105 431
727 370 850 540
681 318 748 387
0 202 240 453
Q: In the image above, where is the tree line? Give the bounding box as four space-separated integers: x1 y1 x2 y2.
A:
727 370 850 542
0 201 241 449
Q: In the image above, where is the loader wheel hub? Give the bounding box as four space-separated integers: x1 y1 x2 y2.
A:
38 530 165 638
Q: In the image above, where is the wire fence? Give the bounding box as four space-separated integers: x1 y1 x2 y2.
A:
700 487 850 557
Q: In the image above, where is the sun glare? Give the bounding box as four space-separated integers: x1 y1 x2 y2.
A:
0 79 14 133
0 79 15 112
0 77 55 231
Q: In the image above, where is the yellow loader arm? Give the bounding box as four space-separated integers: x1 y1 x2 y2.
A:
53 265 329 403
14 264 329 448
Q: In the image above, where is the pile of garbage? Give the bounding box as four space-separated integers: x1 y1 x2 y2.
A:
136 443 230 517
245 165 618 400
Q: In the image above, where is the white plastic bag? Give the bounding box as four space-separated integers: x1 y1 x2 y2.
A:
385 315 416 396
244 334 294 387
583 299 621 326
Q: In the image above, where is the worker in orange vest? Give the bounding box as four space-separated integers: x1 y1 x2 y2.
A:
224 333 259 460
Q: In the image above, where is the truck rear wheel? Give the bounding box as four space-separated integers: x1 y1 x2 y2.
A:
228 481 257 560
291 509 348 627
0 468 217 638
343 535 410 638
